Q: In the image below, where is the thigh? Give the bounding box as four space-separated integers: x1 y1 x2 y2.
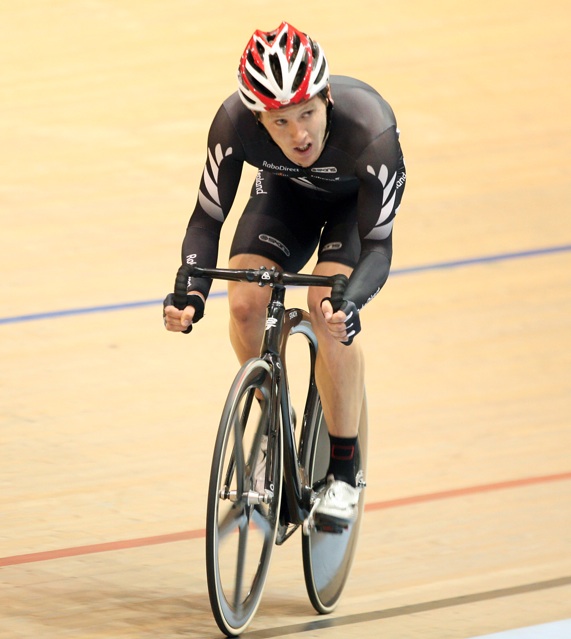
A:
317 198 361 269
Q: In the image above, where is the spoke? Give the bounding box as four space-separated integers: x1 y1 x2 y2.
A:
233 408 245 495
233 508 251 609
251 505 272 538
217 504 247 541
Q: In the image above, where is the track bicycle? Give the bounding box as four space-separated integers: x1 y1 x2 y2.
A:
173 263 368 637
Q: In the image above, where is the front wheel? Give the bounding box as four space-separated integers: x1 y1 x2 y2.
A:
301 393 368 614
205 358 283 637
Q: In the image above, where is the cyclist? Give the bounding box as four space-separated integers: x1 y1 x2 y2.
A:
164 22 406 526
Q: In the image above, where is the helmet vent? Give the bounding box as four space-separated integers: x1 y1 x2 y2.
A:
293 60 308 93
314 59 327 86
269 53 283 90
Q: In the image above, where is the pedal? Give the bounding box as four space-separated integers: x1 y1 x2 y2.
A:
303 513 348 535
303 474 363 536
314 519 347 534
303 494 349 536
302 497 320 536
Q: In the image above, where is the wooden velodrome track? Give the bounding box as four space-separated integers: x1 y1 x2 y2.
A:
1 1 570 637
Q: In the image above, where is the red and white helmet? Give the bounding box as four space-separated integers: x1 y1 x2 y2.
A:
237 22 329 112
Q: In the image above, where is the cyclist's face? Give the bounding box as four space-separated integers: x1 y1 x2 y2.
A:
259 94 329 168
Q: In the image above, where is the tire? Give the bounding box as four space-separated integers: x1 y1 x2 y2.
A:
301 393 368 614
205 358 283 637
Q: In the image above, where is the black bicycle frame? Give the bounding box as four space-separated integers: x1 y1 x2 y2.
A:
259 285 313 526
173 263 348 526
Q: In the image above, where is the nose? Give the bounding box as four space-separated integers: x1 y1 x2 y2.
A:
289 121 307 144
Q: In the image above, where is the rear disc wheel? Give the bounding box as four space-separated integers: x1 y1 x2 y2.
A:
301 394 368 614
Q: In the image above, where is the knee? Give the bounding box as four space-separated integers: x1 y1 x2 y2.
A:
307 287 319 316
307 288 328 331
229 288 267 328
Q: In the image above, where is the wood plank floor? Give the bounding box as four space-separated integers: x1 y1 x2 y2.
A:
1 1 570 637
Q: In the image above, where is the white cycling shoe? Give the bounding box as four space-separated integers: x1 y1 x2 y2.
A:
312 475 361 527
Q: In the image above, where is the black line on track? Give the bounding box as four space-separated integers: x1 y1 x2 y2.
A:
244 576 571 638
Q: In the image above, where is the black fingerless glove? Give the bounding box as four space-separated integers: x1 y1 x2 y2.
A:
338 300 361 346
322 297 362 346
163 293 205 334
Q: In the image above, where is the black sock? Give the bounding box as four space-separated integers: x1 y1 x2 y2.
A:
327 435 358 487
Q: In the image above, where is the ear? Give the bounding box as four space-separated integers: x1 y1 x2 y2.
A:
253 110 266 130
325 85 334 107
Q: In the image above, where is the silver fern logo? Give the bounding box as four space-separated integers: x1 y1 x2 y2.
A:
364 164 402 240
198 144 233 221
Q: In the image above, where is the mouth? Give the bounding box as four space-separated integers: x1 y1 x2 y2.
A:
294 143 312 154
